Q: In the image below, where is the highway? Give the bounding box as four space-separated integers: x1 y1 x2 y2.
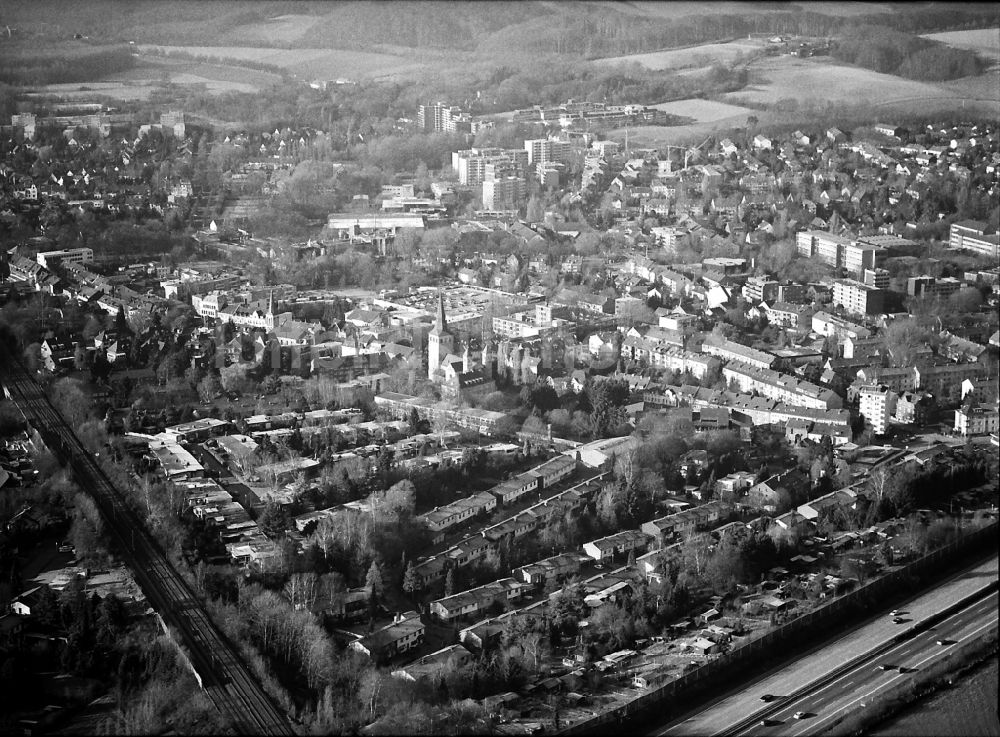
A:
656 555 999 737
1 355 295 735
733 591 998 736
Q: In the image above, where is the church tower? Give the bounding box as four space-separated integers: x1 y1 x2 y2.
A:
427 290 454 379
265 289 276 331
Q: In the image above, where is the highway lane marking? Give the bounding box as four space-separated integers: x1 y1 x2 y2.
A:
657 574 1000 737
732 595 998 736
781 613 999 736
775 602 998 732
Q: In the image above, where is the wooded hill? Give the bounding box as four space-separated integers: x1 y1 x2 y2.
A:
1 1 997 59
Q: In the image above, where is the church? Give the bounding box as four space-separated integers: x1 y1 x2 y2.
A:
427 291 496 403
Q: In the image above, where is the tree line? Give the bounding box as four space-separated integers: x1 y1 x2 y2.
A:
0 44 135 86
832 25 987 81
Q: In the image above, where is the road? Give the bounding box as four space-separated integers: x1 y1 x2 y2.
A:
735 591 999 736
1 356 295 735
655 555 999 736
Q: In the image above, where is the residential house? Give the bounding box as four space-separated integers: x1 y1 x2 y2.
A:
348 611 425 662
582 530 650 562
429 578 525 623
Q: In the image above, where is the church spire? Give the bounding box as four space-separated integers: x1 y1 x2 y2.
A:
435 289 447 331
429 289 450 337
266 288 275 330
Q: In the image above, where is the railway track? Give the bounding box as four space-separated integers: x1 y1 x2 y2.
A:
1 357 294 735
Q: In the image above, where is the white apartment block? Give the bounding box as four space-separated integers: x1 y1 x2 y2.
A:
832 280 885 315
723 364 842 410
622 340 716 378
701 337 775 370
523 138 572 165
859 384 894 435
161 111 186 138
482 176 525 210
811 311 871 340
949 220 1000 259
191 291 227 318
452 148 528 186
796 230 879 276
36 248 94 269
954 404 1000 436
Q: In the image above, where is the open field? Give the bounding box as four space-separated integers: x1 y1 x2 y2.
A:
722 55 973 108
787 1 896 16
22 82 162 102
126 56 283 88
22 55 282 100
649 98 757 123
137 45 425 81
944 69 1000 100
596 38 763 70
221 13 320 45
581 1 895 18
606 120 743 148
569 1 782 18
871 655 1000 737
921 28 1000 61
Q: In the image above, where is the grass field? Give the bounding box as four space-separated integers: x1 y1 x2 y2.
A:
137 45 425 81
944 69 1000 100
221 13 320 45
921 28 1000 62
649 99 757 123
722 56 963 108
22 55 283 100
597 39 764 71
585 1 895 18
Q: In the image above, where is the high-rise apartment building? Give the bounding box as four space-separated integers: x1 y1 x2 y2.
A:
161 111 186 138
452 148 528 186
417 102 450 133
482 177 525 210
832 279 886 315
523 138 573 166
859 384 894 435
11 113 36 139
863 268 890 289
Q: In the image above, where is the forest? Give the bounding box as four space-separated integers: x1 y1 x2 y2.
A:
832 25 988 81
3 1 996 69
16 2 1000 55
0 44 135 86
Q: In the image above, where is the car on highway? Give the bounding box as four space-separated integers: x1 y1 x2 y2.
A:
793 711 809 720
877 664 895 671
890 609 899 616
759 694 777 702
936 639 950 646
893 616 905 624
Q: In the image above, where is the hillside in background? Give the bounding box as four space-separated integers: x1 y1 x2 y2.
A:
0 1 997 58
0 1 995 137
